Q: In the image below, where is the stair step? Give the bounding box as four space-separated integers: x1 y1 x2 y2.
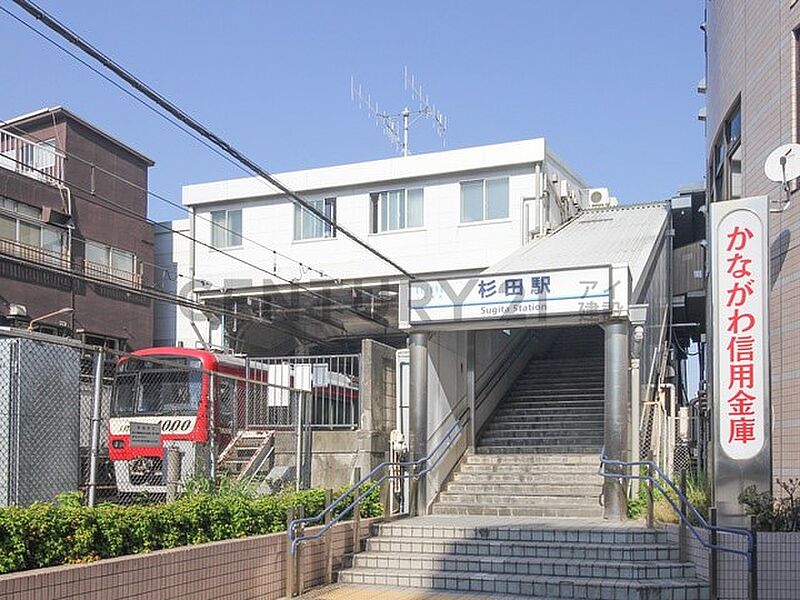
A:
365 536 679 562
463 453 598 465
481 423 604 433
352 552 696 581
492 407 603 416
457 466 598 477
479 435 604 445
445 482 601 495
338 568 708 599
437 491 600 504
499 399 604 407
515 380 603 387
504 390 603 402
375 523 666 544
484 419 604 429
453 471 597 483
475 445 602 454
428 504 603 518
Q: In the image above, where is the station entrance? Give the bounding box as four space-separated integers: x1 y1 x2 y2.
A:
400 202 672 520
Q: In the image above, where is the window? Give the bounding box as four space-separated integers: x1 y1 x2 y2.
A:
709 103 742 202
210 209 243 248
294 198 336 240
0 197 66 264
85 240 137 285
460 177 509 222
370 188 424 233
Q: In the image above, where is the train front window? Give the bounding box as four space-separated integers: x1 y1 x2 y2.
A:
111 357 204 417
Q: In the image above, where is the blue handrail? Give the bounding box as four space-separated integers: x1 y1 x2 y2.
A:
288 417 464 556
598 453 754 567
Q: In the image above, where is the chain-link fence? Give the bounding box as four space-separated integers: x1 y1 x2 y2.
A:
0 329 363 508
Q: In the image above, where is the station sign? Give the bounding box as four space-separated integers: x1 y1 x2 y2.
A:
408 265 612 325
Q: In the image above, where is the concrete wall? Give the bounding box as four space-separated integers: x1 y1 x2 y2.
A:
422 327 546 508
269 340 397 491
0 518 379 600
190 165 539 286
705 0 800 485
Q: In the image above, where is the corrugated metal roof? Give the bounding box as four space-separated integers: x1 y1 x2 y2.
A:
487 202 669 288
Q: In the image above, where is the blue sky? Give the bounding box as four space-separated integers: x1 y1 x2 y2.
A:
2 1 706 222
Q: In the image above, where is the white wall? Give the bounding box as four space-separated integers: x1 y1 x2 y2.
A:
153 218 221 349
190 166 539 290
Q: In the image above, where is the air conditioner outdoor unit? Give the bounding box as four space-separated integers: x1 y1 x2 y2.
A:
524 197 541 237
8 304 28 317
558 180 570 199
586 187 611 208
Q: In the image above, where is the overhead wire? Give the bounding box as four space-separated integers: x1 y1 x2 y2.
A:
0 115 384 302
0 149 392 330
6 0 414 279
0 153 392 334
0 243 330 347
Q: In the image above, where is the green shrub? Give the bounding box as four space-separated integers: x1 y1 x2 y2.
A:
626 472 710 524
739 479 800 531
0 480 383 575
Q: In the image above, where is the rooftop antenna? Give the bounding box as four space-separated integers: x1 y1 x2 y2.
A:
350 67 448 157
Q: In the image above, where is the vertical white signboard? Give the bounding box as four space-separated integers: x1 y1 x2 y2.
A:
711 196 771 522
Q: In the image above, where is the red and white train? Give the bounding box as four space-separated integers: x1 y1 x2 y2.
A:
108 346 359 495
108 347 253 494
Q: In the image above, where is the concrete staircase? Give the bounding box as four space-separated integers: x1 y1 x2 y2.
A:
338 517 709 599
477 355 604 454
331 329 708 598
433 348 606 518
432 452 603 518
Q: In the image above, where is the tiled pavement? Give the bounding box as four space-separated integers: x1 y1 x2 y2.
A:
300 583 523 599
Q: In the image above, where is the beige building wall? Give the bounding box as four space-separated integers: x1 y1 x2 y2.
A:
706 0 800 483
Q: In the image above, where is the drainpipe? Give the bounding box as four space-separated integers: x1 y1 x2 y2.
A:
409 332 428 515
603 319 630 521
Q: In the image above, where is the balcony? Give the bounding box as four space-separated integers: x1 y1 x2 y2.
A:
0 237 70 270
0 129 65 187
84 260 142 289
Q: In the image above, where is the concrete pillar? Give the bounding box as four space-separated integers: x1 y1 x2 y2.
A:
466 331 476 450
603 319 630 521
409 332 428 515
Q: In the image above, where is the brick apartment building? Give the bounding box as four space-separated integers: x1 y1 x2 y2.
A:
0 107 154 350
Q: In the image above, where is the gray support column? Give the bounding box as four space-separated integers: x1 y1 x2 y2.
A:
603 320 630 521
466 331 476 450
409 332 428 515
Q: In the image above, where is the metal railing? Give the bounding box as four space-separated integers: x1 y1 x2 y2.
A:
598 453 757 600
0 237 70 270
246 354 360 428
288 415 465 556
84 260 142 289
0 129 65 187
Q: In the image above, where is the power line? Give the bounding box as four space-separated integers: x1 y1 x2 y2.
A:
0 245 331 347
0 151 392 330
0 115 383 304
0 114 388 311
0 115 342 285
7 0 414 279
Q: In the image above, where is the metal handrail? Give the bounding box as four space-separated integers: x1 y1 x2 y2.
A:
288 416 464 556
288 333 532 558
598 453 754 566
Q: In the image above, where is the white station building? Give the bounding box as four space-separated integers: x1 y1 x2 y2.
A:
155 138 674 519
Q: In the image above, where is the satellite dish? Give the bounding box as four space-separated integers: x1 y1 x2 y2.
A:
764 143 800 183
